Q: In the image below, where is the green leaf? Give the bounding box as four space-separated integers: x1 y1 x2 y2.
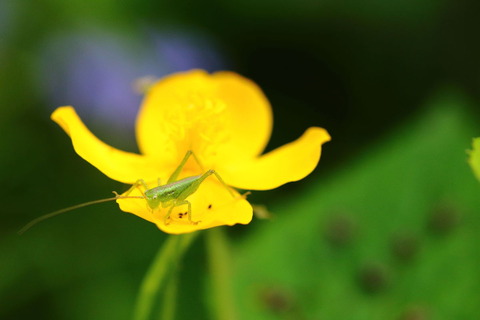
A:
233 90 480 320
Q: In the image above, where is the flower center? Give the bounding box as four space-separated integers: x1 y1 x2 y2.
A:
160 91 231 169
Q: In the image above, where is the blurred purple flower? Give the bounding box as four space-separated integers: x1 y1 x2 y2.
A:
152 30 226 73
37 28 227 141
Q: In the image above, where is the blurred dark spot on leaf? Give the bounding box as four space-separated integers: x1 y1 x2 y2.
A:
259 286 295 315
324 213 356 248
358 262 390 294
398 305 429 320
391 232 420 263
427 203 461 236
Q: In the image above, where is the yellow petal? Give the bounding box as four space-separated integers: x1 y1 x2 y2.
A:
217 127 331 190
136 70 272 166
116 178 252 234
211 71 272 159
51 106 171 184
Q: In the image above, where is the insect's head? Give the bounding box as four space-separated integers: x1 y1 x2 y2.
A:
144 189 161 209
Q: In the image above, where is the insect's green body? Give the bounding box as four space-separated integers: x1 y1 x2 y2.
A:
144 172 212 209
128 151 234 224
143 168 221 222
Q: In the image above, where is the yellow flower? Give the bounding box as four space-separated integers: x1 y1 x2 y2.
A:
51 70 331 234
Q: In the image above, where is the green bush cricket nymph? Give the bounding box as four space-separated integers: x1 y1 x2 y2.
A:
19 151 240 234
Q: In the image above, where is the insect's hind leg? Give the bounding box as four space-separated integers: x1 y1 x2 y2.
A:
167 151 194 184
211 171 235 198
167 150 208 184
184 151 236 198
190 151 205 172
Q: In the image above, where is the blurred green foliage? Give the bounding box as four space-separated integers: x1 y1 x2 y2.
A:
468 137 480 181
1 0 480 319
233 93 480 320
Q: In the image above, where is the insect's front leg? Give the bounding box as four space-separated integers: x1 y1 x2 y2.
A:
124 179 149 197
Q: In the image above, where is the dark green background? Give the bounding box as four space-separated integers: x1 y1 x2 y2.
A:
1 0 480 319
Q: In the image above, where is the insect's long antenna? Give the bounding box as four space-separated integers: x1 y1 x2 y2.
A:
18 195 144 235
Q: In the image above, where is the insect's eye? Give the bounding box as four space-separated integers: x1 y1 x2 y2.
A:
152 195 157 199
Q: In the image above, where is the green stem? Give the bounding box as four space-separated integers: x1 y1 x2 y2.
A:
133 232 198 320
206 227 238 320
158 272 178 320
